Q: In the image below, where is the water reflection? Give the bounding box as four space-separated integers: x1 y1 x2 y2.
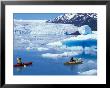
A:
15 65 29 72
64 64 79 74
16 67 24 72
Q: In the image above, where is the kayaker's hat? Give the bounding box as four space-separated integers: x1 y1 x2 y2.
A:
17 58 21 60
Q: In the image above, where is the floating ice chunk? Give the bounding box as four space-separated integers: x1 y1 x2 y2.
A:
78 25 92 35
61 51 81 57
85 46 97 55
37 47 49 51
47 42 84 51
87 60 95 64
92 31 97 34
77 60 97 72
42 53 61 58
47 34 97 51
78 69 97 75
47 41 62 47
59 46 83 51
42 51 82 59
26 47 31 51
85 46 97 51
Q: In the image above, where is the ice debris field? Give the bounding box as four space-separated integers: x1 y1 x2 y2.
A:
14 20 97 59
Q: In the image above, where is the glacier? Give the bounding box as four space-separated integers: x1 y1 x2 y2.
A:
14 20 97 58
14 20 78 49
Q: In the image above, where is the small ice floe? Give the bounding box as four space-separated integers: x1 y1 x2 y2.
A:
87 60 95 64
60 46 83 51
84 46 97 55
78 69 97 75
37 47 49 51
42 51 82 59
24 65 26 68
47 41 62 47
26 47 31 51
47 33 97 50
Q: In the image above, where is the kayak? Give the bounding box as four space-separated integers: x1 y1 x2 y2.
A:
14 62 32 67
64 61 83 65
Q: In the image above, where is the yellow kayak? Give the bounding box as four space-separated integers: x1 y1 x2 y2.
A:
64 61 83 65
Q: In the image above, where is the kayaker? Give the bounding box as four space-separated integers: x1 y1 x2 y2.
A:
70 57 76 62
17 58 22 65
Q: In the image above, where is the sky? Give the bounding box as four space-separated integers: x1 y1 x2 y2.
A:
14 13 63 20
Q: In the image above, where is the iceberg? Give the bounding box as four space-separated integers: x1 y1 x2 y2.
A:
59 46 83 51
77 60 97 73
47 33 97 50
78 69 97 75
84 46 97 55
78 25 92 35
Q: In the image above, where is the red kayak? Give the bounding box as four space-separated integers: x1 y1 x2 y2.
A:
14 62 32 67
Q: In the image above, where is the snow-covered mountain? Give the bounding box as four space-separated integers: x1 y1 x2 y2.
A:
47 13 97 31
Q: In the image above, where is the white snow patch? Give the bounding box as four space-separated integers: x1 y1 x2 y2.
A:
14 20 47 23
64 13 76 20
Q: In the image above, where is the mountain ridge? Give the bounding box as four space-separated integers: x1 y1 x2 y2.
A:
47 13 97 31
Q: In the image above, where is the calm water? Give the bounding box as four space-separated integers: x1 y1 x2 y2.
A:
13 49 97 75
14 21 97 75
